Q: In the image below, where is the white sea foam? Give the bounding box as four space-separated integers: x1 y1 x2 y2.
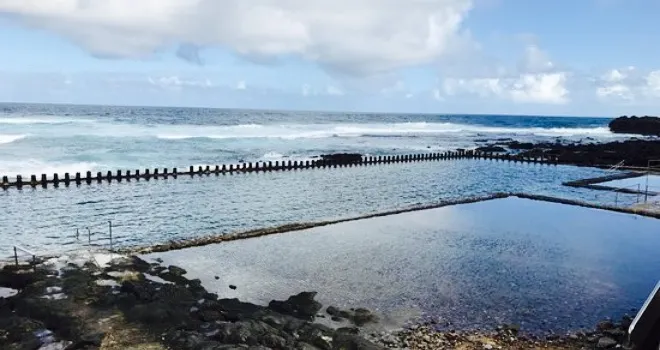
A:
263 152 285 160
0 160 101 177
0 117 94 125
0 134 26 144
151 123 618 141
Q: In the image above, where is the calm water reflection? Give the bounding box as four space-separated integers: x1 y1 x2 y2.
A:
146 197 660 333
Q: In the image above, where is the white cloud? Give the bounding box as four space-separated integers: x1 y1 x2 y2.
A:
594 67 660 103
439 44 569 104
596 84 633 101
443 73 568 104
325 85 344 96
0 0 474 76
645 70 660 97
148 76 213 90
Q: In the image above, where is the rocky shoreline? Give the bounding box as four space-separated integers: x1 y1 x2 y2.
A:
0 254 642 349
476 139 660 168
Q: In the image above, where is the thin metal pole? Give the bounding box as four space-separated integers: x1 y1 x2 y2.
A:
87 227 91 246
108 221 113 253
14 246 18 266
645 161 650 203
615 192 619 207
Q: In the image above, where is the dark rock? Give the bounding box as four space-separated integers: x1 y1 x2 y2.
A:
333 332 385 350
215 276 220 280
297 324 334 350
215 298 264 322
507 141 535 150
597 320 615 331
168 265 187 276
268 292 322 321
320 153 363 164
336 327 360 335
596 336 617 348
229 285 237 290
0 316 44 348
352 308 377 327
476 146 507 153
199 310 223 322
517 139 660 167
120 280 154 302
609 116 660 136
326 306 340 317
331 316 344 322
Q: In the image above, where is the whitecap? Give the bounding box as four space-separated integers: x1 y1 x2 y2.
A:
0 134 27 144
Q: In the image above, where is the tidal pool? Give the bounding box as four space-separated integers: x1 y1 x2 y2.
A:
145 196 660 333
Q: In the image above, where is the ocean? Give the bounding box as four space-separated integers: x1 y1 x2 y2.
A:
0 103 640 255
0 103 622 177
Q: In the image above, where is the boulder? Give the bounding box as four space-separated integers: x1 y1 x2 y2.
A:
268 292 322 321
475 146 507 153
609 116 660 136
320 153 363 164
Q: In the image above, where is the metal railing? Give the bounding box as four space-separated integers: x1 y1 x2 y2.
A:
607 160 625 172
11 245 38 266
75 221 114 253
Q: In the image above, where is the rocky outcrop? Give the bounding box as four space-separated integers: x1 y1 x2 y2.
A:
371 316 634 349
320 153 363 164
513 139 660 167
609 116 660 136
0 256 384 350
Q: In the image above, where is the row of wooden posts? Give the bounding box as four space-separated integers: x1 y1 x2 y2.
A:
1 150 557 189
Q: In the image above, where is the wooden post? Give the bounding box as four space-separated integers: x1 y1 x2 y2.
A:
13 247 18 266
74 172 81 185
96 172 102 183
229 164 234 172
189 166 194 176
172 168 178 178
63 173 70 186
241 163 247 171
220 165 226 173
214 165 220 174
1 176 8 188
153 168 159 178
30 175 37 187
126 170 131 180
106 171 112 182
162 168 168 178
143 169 150 179
134 170 140 179
116 170 122 181
41 174 47 187
205 165 210 174
16 175 23 189
86 171 92 184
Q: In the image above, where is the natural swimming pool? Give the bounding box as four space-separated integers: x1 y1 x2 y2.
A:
0 159 641 256
145 196 660 333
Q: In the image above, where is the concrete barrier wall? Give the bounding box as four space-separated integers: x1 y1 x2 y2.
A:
0 151 557 190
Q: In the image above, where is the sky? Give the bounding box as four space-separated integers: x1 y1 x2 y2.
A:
0 0 658 116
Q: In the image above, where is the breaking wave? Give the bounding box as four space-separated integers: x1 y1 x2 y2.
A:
0 134 27 145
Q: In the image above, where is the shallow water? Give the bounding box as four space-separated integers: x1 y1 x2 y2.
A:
1 159 637 256
144 197 660 333
601 174 660 193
